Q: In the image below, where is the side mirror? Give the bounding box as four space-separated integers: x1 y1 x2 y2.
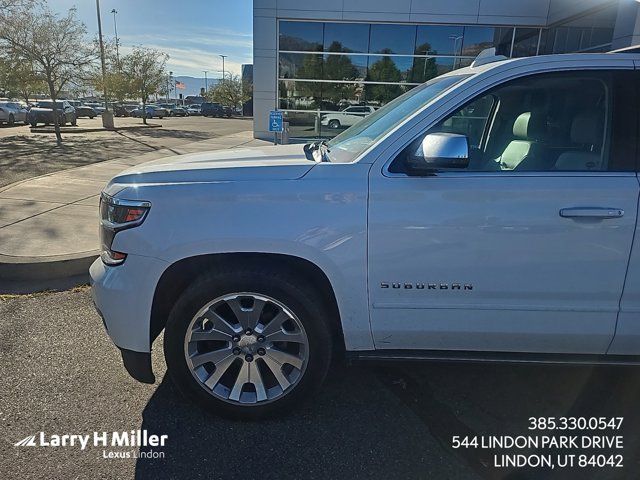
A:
413 132 470 170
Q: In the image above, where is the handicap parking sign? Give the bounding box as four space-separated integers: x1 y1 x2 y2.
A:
269 110 283 132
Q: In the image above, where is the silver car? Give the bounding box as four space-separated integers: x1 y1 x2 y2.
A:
0 101 29 126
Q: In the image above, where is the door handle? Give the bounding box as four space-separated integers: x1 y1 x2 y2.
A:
559 207 624 219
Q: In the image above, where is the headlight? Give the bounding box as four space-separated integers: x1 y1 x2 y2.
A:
99 193 151 266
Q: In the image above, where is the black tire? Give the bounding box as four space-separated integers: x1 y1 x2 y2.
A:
328 119 340 129
60 117 66 127
158 116 163 119
30 122 37 128
8 114 14 126
164 266 333 419
71 115 77 126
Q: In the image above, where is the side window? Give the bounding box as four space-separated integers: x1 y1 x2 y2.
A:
434 94 494 150
391 70 636 174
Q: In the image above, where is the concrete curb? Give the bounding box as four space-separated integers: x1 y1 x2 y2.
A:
0 252 97 293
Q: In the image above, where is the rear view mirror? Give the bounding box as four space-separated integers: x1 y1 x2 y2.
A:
413 132 470 170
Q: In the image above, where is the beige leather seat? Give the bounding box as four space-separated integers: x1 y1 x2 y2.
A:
497 112 548 171
554 113 603 171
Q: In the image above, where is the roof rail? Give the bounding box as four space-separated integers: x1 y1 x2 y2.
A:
608 45 640 54
471 47 508 67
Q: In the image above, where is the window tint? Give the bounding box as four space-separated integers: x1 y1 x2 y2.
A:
512 28 539 57
369 24 416 55
435 94 495 149
409 57 455 83
367 55 414 83
392 71 636 174
279 21 323 51
323 54 367 81
279 53 322 79
323 22 369 53
415 25 464 55
461 26 512 57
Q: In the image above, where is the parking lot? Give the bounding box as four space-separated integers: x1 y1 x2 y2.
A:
0 114 252 187
1 288 639 480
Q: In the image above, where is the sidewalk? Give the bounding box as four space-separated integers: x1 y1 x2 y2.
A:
0 130 271 291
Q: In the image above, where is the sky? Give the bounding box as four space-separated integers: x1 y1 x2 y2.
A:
48 0 253 79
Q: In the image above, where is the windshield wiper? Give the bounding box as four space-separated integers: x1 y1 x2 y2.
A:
303 140 331 163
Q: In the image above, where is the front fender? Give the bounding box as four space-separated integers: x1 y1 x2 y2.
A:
111 163 374 350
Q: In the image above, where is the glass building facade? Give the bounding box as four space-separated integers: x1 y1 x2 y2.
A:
276 3 617 139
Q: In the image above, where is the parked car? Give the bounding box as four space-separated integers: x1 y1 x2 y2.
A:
130 105 168 119
74 105 97 119
159 103 189 117
29 100 76 127
186 104 201 116
113 104 129 117
113 104 138 117
320 105 376 130
0 101 29 125
91 50 640 419
201 102 230 117
83 102 105 114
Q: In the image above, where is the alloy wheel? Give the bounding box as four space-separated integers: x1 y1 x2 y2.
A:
184 292 309 405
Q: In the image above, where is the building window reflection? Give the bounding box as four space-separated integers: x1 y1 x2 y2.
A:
277 5 616 138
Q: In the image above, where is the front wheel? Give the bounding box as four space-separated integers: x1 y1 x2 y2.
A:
164 267 333 419
8 114 14 126
328 119 340 129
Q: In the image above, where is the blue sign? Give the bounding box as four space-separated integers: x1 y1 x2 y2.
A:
269 110 283 132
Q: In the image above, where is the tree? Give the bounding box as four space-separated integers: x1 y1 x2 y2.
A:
120 47 168 124
0 5 97 145
365 54 403 105
294 55 323 107
205 74 250 109
89 40 130 104
0 55 47 103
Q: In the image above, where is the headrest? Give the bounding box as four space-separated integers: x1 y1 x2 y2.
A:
570 113 602 145
512 112 546 140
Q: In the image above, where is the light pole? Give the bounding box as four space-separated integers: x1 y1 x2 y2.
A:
96 0 113 128
203 70 208 93
449 35 463 68
169 71 173 102
219 54 227 81
111 9 119 66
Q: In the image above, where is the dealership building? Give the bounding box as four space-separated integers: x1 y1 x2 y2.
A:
253 0 640 140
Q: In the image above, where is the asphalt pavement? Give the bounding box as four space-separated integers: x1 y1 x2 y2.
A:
2 288 640 479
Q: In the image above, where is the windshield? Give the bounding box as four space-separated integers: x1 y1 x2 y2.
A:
36 101 64 109
326 74 470 162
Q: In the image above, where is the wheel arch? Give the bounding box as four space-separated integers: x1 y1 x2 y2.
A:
150 252 345 354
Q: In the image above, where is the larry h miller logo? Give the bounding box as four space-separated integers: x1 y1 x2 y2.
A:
14 430 167 459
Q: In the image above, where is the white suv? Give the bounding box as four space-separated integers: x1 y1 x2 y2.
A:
91 51 640 418
321 105 376 129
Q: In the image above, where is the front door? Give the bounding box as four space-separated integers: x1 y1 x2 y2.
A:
368 69 638 354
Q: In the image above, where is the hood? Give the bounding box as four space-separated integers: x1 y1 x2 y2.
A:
110 144 316 185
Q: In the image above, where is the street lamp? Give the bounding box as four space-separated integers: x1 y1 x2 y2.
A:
168 71 173 102
95 0 113 128
111 9 119 66
203 70 208 92
219 54 227 80
449 35 463 68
